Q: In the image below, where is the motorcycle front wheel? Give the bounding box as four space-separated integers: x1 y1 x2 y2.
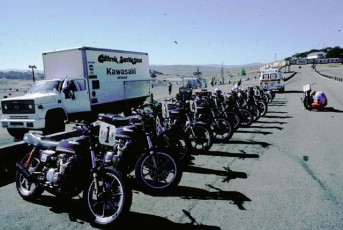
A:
226 111 241 131
135 151 182 194
303 97 313 110
247 105 261 121
157 130 190 162
239 108 253 127
256 100 268 117
185 124 213 152
87 167 132 226
209 118 233 141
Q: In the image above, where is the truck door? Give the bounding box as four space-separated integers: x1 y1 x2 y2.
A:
61 79 91 113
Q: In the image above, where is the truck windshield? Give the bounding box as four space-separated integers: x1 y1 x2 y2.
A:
27 80 60 94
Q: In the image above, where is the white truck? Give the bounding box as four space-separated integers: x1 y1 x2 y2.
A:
183 77 202 89
1 46 151 139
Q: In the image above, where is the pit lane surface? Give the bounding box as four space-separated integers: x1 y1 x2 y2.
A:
1 65 343 229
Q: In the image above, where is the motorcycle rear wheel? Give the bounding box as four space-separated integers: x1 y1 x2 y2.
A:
87 167 132 226
16 153 44 201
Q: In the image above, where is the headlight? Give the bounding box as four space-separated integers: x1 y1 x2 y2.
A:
28 104 33 110
3 105 8 110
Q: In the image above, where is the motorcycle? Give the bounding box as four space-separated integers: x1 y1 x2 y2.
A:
162 97 213 153
302 83 327 110
194 93 234 142
96 104 183 194
15 121 132 226
302 84 314 110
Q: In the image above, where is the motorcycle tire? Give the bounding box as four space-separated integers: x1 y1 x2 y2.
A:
239 108 253 127
209 118 233 141
157 130 190 162
135 151 182 194
16 152 44 201
256 100 268 117
87 167 132 226
247 105 261 121
185 124 213 152
303 97 312 110
226 111 241 131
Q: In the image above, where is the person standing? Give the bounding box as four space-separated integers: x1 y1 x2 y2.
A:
168 82 172 95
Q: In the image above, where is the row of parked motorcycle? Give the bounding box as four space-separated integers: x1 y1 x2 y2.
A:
14 82 276 226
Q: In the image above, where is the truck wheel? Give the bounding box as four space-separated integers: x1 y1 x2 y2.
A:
43 111 66 135
7 128 29 140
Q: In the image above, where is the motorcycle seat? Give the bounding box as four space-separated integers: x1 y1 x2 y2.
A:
98 113 131 127
23 132 59 150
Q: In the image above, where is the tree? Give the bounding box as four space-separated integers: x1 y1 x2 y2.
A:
241 68 246 77
326 47 343 58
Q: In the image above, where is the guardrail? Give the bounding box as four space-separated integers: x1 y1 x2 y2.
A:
284 72 297 82
315 70 343 82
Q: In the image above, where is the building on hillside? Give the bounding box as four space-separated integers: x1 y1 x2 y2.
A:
307 52 326 59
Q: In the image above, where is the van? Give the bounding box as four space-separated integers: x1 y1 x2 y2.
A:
259 68 285 92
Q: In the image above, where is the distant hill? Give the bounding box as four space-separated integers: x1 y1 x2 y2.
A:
0 70 44 81
150 63 262 77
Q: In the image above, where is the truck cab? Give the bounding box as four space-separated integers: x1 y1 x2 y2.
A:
259 68 285 92
1 78 90 139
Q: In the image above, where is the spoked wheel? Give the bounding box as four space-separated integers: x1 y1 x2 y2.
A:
157 131 190 162
16 153 44 200
135 152 182 194
239 108 253 127
247 105 260 121
256 100 268 116
209 118 233 141
185 125 213 152
226 111 241 131
87 167 132 226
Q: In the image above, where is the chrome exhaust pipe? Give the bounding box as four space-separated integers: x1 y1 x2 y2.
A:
16 162 38 183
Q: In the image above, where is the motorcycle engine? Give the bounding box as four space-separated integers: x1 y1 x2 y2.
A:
39 150 77 187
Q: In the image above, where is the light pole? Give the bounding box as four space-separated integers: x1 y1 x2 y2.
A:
29 65 37 82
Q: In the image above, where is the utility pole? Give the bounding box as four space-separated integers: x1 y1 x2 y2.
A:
221 62 224 84
29 65 37 82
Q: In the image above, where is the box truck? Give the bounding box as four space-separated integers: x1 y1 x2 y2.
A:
1 46 151 139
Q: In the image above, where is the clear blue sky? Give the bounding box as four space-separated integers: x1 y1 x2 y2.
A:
1 0 342 70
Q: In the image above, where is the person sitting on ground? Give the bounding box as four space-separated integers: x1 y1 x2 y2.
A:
310 90 328 110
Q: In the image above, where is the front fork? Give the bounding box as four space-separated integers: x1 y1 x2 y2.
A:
90 149 100 194
146 133 158 168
